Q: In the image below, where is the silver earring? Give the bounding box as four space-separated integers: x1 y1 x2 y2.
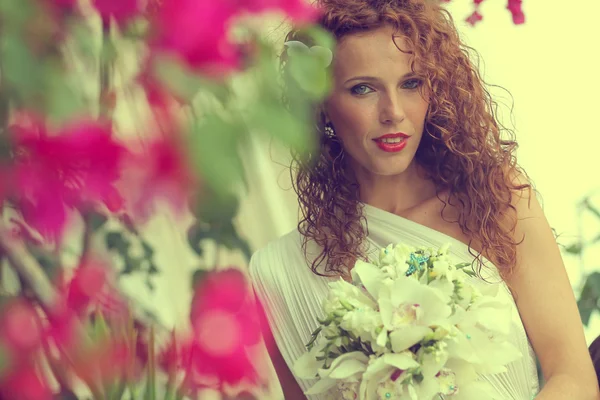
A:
324 125 335 138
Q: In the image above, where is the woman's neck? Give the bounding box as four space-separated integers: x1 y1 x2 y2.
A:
356 162 438 216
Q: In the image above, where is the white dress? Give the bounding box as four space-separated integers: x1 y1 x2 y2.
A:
249 203 540 399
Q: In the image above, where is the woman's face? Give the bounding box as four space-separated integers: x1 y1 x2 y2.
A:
325 24 430 181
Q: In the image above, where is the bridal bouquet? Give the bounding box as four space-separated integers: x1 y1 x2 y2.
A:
293 242 522 400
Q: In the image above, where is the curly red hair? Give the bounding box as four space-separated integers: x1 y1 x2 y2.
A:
284 0 533 280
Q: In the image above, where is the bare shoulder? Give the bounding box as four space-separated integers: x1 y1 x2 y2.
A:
502 171 599 397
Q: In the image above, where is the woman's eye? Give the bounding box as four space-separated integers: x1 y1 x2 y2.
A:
403 79 423 90
350 84 373 95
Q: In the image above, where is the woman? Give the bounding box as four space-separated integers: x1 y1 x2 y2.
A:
249 0 598 398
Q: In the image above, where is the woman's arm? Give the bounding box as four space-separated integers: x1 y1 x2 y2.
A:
255 294 307 400
504 176 599 399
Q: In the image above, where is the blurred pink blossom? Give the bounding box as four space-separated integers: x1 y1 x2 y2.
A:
241 0 321 23
466 10 483 26
5 116 126 240
0 300 41 356
92 0 142 23
120 135 196 221
507 0 525 24
189 268 262 386
151 0 320 75
152 0 240 74
0 366 53 400
66 263 109 315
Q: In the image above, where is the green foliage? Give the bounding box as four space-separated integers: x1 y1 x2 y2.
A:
578 272 600 326
563 194 600 326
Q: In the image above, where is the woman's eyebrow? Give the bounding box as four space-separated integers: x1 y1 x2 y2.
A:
343 72 417 85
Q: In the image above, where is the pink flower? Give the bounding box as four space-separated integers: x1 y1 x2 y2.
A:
188 268 262 386
66 263 108 315
92 0 141 23
0 300 41 356
151 0 319 75
152 0 240 74
466 10 483 26
241 0 320 23
507 0 525 24
0 366 53 400
121 135 196 221
7 117 126 239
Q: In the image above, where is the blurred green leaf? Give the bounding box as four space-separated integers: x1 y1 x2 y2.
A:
186 223 212 257
584 199 600 221
142 241 155 257
91 311 111 342
0 0 34 27
27 246 60 281
577 272 600 326
248 100 315 156
45 74 86 122
144 326 157 400
191 268 208 289
88 211 109 231
154 56 206 103
287 54 331 98
106 232 130 254
193 190 239 224
1 33 44 98
564 242 583 255
188 115 246 195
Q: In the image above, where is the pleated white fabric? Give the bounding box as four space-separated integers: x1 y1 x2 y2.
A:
249 203 539 399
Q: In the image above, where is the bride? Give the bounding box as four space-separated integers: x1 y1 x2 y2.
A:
249 0 598 398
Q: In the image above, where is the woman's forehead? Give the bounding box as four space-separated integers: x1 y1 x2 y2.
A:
333 27 416 80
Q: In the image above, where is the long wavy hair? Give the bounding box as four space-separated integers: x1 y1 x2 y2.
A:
283 0 533 280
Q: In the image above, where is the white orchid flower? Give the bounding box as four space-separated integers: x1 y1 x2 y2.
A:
306 352 370 396
379 277 452 353
324 278 378 316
